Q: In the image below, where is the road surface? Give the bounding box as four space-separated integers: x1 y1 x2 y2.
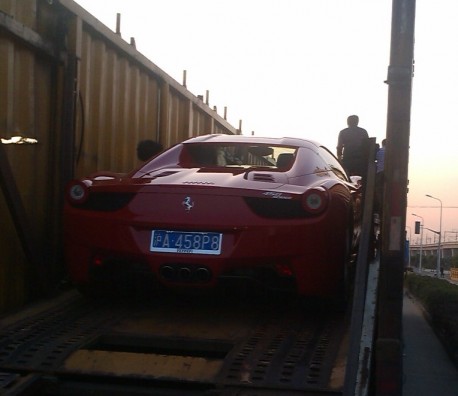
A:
403 291 458 395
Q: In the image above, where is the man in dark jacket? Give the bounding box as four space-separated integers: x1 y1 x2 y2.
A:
336 115 369 177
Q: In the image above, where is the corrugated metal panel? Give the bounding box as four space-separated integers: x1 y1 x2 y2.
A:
70 1 240 177
0 0 240 312
0 0 60 311
192 104 213 137
75 29 163 175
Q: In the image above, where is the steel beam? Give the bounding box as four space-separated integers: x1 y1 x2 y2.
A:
0 143 45 296
0 11 56 58
376 0 416 394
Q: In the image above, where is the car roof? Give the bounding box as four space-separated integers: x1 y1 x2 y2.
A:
183 134 320 149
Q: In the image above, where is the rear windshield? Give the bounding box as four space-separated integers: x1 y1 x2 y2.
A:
179 143 297 169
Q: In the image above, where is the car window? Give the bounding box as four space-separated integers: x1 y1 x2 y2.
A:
182 143 297 169
318 146 349 181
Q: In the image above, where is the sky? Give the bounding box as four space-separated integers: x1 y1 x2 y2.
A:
74 0 458 245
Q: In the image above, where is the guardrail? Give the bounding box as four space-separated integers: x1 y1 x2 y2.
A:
451 268 458 281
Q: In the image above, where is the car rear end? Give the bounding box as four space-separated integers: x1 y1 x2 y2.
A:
64 137 357 298
64 172 351 298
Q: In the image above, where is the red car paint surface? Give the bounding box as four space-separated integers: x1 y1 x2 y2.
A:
64 134 362 298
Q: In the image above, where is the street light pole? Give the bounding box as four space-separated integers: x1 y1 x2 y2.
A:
412 213 424 271
426 194 443 277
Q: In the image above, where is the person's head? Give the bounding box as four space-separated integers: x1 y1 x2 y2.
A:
137 140 163 161
381 138 386 147
347 115 359 127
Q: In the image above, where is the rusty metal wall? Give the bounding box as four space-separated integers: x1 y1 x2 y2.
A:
0 0 60 311
0 0 240 312
75 29 163 175
70 1 240 177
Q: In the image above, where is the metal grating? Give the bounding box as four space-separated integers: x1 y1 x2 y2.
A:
0 292 348 394
0 299 127 372
251 173 276 182
218 314 345 391
0 372 19 389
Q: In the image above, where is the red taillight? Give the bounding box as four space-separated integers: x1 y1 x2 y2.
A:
92 254 104 266
301 187 329 215
275 263 294 277
66 180 90 205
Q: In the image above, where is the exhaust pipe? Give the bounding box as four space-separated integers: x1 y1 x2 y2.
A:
196 267 211 282
179 266 192 280
160 265 212 283
160 265 176 280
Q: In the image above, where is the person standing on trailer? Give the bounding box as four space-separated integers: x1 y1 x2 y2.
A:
336 115 369 179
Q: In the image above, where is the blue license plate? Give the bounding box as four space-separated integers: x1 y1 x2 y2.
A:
150 230 222 255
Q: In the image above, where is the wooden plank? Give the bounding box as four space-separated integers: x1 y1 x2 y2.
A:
64 350 224 382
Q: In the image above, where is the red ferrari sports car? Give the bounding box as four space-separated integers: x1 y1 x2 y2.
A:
64 134 362 300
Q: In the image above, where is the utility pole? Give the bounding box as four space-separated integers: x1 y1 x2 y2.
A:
376 0 416 394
